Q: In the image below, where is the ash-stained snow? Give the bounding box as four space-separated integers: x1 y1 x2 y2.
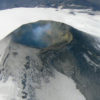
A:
0 39 86 100
0 37 11 62
36 70 85 100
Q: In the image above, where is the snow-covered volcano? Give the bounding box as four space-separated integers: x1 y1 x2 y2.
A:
0 0 100 99
0 21 100 100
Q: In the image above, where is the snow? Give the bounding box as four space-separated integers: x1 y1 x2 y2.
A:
36 70 86 100
0 8 100 40
0 37 11 62
0 40 86 100
0 77 20 100
83 53 100 68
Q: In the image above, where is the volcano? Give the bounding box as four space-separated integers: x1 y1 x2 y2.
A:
0 21 100 100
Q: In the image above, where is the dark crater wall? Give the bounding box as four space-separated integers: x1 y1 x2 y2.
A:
11 21 72 49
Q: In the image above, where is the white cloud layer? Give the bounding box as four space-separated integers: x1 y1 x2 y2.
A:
0 8 100 40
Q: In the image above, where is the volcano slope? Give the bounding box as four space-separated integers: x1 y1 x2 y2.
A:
0 21 100 100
